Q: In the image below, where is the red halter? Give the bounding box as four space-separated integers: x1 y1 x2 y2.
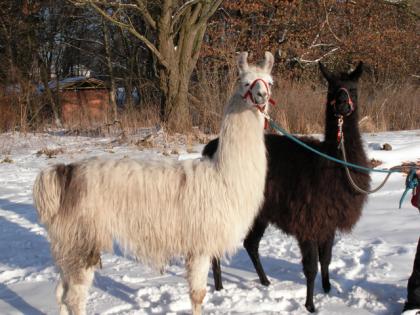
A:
242 78 275 129
330 87 354 145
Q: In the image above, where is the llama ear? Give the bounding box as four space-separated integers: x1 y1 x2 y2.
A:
237 52 249 73
349 61 363 81
319 62 333 82
262 51 274 73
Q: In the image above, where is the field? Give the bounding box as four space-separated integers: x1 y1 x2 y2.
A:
0 129 419 314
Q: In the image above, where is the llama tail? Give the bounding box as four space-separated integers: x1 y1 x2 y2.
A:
33 164 67 226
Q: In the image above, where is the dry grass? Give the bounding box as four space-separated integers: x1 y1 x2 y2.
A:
370 159 383 168
0 76 418 136
268 80 419 134
191 68 419 135
36 147 65 158
117 103 161 133
1 156 13 163
0 96 19 132
399 161 420 174
132 134 155 149
359 83 420 132
270 80 325 134
190 64 237 134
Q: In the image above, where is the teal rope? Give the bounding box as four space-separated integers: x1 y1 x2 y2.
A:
268 119 401 174
399 169 419 209
268 118 420 207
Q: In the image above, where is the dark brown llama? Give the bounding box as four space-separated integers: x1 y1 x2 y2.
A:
202 62 371 313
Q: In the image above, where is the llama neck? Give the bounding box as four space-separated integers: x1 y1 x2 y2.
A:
323 107 367 164
215 94 266 175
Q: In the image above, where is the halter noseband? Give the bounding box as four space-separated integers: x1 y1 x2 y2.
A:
242 78 276 107
242 78 275 129
329 87 355 145
329 87 355 117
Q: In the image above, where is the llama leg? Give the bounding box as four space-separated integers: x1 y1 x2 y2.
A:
299 240 318 313
211 257 223 291
318 234 335 293
63 267 95 315
56 278 70 315
186 254 210 315
243 218 270 286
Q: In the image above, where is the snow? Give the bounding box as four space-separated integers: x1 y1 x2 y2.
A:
0 130 419 315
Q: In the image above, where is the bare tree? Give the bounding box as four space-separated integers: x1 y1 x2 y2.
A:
101 17 118 121
70 0 223 131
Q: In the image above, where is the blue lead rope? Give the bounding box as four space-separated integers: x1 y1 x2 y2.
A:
267 119 419 207
268 119 400 174
399 169 419 209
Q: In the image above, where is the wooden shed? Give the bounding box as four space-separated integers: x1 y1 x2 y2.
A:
52 77 110 126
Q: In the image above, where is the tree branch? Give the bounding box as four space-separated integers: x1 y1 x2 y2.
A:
197 0 223 26
72 0 157 28
135 0 157 29
84 1 169 68
323 0 342 43
294 47 340 65
278 29 288 44
171 0 201 31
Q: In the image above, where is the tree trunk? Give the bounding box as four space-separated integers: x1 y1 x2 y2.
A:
157 7 208 132
84 0 223 132
39 59 62 127
102 18 118 122
159 66 191 131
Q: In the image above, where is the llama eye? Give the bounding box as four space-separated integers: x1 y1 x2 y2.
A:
244 83 250 87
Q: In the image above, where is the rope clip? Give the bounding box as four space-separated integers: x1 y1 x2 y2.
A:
399 168 419 209
337 116 344 148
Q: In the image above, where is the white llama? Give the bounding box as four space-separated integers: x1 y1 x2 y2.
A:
33 51 274 315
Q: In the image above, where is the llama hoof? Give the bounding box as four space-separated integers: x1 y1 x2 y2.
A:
215 284 223 291
305 303 316 313
323 282 331 293
260 278 271 286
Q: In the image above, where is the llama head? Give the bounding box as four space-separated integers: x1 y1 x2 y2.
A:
319 61 363 117
237 52 274 107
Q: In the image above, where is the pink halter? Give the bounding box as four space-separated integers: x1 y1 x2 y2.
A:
242 78 275 129
242 78 275 107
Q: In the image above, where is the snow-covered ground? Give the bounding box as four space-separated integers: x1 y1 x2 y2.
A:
0 130 419 315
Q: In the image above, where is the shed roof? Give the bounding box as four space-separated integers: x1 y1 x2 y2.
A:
47 77 108 91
